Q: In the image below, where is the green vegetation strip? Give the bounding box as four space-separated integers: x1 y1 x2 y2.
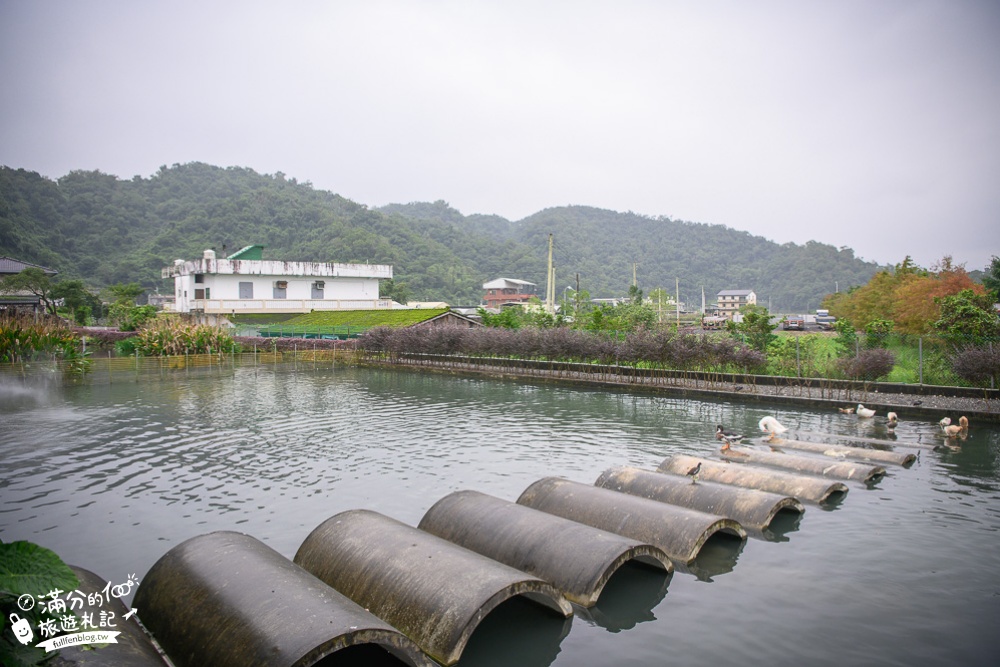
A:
284 309 449 327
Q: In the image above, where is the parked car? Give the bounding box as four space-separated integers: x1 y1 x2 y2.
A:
782 316 805 331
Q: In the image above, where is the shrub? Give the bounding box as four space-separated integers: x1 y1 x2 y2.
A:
864 319 894 349
836 348 896 381
132 319 236 355
950 345 1000 388
0 316 79 363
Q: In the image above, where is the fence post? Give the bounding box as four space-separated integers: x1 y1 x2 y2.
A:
989 341 997 389
918 337 923 385
796 336 801 377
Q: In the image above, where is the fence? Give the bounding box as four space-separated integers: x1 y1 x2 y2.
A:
749 331 998 389
253 324 371 340
0 347 355 386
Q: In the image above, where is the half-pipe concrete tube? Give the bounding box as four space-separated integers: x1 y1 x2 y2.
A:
594 466 805 533
294 509 573 667
658 455 849 504
132 531 433 667
720 447 886 482
764 438 916 467
51 566 169 666
418 489 673 607
516 477 746 564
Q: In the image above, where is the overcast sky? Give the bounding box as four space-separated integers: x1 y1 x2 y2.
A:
2 1 998 271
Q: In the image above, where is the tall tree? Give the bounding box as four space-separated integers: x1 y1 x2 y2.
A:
982 255 1000 301
0 268 57 314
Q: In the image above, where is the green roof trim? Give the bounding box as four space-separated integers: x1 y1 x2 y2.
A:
227 245 264 260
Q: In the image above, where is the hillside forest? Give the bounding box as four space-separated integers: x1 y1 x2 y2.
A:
1 161 910 312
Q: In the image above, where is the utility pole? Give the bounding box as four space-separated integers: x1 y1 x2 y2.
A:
676 277 680 327
575 272 581 319
546 234 555 314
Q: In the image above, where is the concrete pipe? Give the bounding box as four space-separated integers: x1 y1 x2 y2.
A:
132 531 433 667
294 509 572 667
49 566 169 667
765 438 915 467
418 489 672 607
658 455 849 505
516 477 746 564
720 447 886 483
594 466 805 534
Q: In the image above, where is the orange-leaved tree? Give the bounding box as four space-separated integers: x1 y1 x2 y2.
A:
823 256 984 334
892 257 985 334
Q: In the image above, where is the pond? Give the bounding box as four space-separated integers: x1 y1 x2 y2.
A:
1 366 998 666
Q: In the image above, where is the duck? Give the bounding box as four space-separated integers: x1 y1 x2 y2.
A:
758 416 788 442
938 417 952 430
715 424 743 449
856 404 876 418
886 412 898 433
686 461 702 484
943 416 969 438
838 406 855 414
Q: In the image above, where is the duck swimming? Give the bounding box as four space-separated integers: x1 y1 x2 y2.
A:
943 416 969 438
856 404 876 418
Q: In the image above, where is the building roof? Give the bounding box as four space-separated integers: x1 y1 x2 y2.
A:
162 252 392 280
0 256 58 276
483 278 536 289
227 245 264 260
717 289 755 297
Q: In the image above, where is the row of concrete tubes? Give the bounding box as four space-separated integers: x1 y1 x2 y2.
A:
65 434 910 667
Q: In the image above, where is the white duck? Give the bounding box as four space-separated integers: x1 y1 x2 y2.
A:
856 404 876 418
758 416 788 442
938 417 952 430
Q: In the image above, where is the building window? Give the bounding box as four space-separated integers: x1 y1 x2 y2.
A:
239 282 253 299
273 280 287 299
312 281 324 299
194 274 205 283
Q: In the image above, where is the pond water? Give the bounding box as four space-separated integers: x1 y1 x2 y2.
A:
1 366 998 666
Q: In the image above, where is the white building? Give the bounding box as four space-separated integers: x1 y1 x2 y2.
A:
162 245 393 315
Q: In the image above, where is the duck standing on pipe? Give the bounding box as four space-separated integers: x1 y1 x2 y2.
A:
686 461 702 484
758 416 788 442
716 425 744 451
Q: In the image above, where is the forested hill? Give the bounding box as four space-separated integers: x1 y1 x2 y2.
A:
1 163 882 311
380 202 883 311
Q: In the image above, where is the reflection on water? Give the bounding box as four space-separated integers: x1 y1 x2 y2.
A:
1 367 999 667
758 508 803 542
673 533 746 582
457 597 573 667
575 561 671 632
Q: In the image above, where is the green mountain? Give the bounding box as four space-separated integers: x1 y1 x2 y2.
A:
1 162 883 311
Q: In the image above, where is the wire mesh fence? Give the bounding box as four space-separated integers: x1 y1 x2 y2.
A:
0 347 356 386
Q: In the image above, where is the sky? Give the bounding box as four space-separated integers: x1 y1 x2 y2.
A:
1 0 998 271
